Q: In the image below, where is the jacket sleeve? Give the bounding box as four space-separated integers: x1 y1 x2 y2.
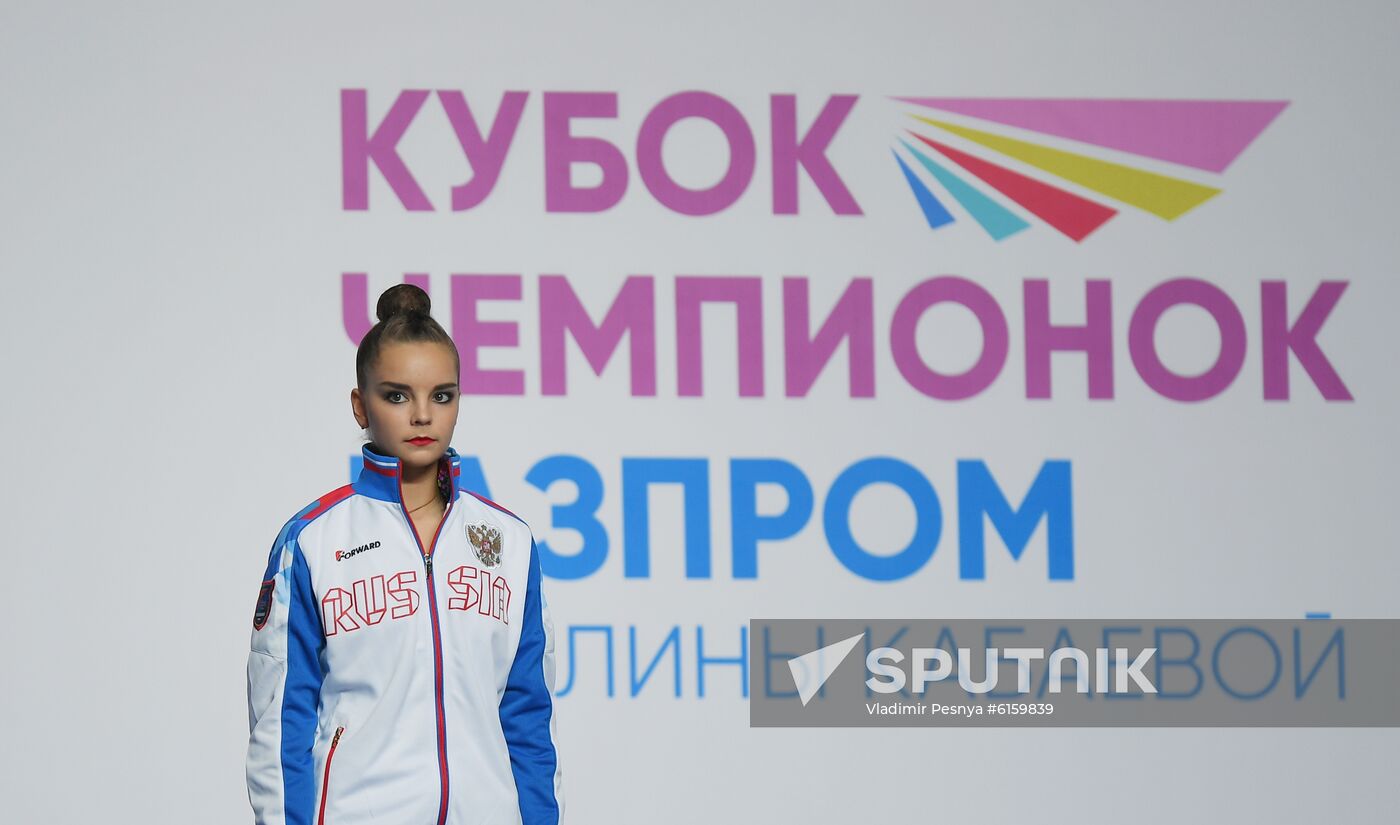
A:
499 536 565 824
246 525 326 825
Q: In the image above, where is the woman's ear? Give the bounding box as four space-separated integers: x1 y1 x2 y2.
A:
350 387 368 429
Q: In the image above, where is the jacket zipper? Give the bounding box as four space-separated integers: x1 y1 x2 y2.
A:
316 725 345 825
397 468 455 825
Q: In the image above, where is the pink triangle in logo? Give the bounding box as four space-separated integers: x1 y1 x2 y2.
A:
894 97 1288 173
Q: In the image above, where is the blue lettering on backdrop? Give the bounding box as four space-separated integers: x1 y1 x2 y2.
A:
349 452 1077 581
526 455 608 579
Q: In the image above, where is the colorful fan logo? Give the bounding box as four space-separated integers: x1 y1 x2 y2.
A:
890 97 1288 242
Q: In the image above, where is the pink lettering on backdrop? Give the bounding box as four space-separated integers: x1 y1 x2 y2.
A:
543 92 629 212
636 92 756 216
437 91 529 211
1023 280 1115 399
890 277 1009 400
675 277 765 397
539 275 658 396
771 94 863 215
782 277 875 397
1128 278 1246 402
341 89 433 211
1261 281 1352 401
337 273 1352 403
452 275 525 395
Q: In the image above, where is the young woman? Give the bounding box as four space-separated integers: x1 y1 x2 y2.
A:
246 284 564 824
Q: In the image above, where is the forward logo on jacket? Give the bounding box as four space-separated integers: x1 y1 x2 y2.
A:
335 539 381 562
468 523 504 568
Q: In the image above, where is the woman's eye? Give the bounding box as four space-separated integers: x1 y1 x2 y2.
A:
434 392 455 403
385 391 406 403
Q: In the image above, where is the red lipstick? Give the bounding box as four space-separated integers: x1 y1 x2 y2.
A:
408 437 436 446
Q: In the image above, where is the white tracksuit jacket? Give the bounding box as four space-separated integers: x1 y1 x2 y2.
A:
246 443 564 824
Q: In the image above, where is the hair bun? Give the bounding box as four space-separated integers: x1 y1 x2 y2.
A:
375 284 432 322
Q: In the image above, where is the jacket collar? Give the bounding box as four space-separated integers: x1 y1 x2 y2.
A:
354 441 462 505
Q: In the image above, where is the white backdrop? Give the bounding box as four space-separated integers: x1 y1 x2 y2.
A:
2 1 1396 821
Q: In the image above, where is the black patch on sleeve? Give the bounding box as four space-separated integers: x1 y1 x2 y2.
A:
253 579 276 630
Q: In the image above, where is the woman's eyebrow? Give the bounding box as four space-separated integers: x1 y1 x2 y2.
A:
378 381 460 391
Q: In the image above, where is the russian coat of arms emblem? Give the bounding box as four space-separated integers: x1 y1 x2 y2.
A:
467 523 504 567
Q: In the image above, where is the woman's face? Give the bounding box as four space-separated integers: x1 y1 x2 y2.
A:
351 341 461 473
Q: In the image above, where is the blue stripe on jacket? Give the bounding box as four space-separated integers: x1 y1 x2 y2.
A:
280 534 325 824
499 538 561 824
